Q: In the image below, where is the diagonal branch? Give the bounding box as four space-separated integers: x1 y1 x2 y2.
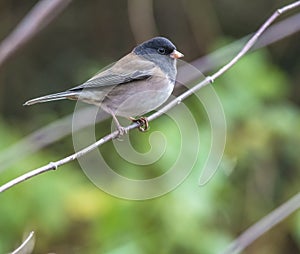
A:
11 231 35 254
222 191 300 254
0 1 300 194
0 0 72 69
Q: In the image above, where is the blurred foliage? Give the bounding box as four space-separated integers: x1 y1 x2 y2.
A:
0 0 300 253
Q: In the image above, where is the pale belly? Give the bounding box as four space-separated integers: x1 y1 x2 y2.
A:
102 76 174 117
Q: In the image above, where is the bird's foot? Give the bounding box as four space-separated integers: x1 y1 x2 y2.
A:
117 126 127 137
130 117 149 132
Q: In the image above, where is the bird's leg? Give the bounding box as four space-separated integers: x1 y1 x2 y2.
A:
129 117 149 132
107 109 127 136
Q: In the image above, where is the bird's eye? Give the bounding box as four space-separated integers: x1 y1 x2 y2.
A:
157 47 166 55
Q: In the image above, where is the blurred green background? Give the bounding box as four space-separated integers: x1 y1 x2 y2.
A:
0 0 300 253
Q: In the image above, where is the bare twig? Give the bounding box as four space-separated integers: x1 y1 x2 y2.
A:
0 1 300 194
0 107 108 172
11 231 35 254
211 1 300 79
222 191 300 254
192 11 300 74
0 0 72 69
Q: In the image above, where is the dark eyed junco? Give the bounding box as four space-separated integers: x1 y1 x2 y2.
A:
24 37 184 133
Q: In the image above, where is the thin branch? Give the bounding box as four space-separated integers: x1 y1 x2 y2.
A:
0 122 139 193
0 0 72 69
212 1 300 79
11 231 35 254
192 11 300 74
222 191 300 254
0 1 300 194
0 107 108 172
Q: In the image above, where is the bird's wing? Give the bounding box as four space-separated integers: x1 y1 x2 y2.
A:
69 53 156 91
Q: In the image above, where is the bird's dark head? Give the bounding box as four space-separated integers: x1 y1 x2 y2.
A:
133 37 183 79
133 37 183 60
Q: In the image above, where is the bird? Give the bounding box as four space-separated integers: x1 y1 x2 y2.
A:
24 37 184 134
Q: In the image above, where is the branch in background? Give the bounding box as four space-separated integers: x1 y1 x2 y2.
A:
2 10 300 172
0 107 109 172
127 0 158 43
210 1 300 79
252 12 300 49
222 191 300 254
0 0 72 69
11 231 35 254
192 12 300 74
1 1 299 195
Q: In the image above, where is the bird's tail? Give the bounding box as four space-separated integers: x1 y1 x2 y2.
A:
23 91 77 106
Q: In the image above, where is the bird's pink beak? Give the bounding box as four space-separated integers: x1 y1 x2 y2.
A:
170 50 184 59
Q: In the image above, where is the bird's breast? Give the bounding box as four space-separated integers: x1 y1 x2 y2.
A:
103 75 174 117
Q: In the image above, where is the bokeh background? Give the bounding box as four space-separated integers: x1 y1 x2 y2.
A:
0 0 300 253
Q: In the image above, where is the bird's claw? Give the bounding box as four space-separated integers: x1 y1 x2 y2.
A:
117 126 127 136
130 117 149 132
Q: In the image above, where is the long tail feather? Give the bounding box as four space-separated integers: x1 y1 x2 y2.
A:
23 91 77 106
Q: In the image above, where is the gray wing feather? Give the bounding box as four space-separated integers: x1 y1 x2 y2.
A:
70 71 151 91
69 57 156 91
